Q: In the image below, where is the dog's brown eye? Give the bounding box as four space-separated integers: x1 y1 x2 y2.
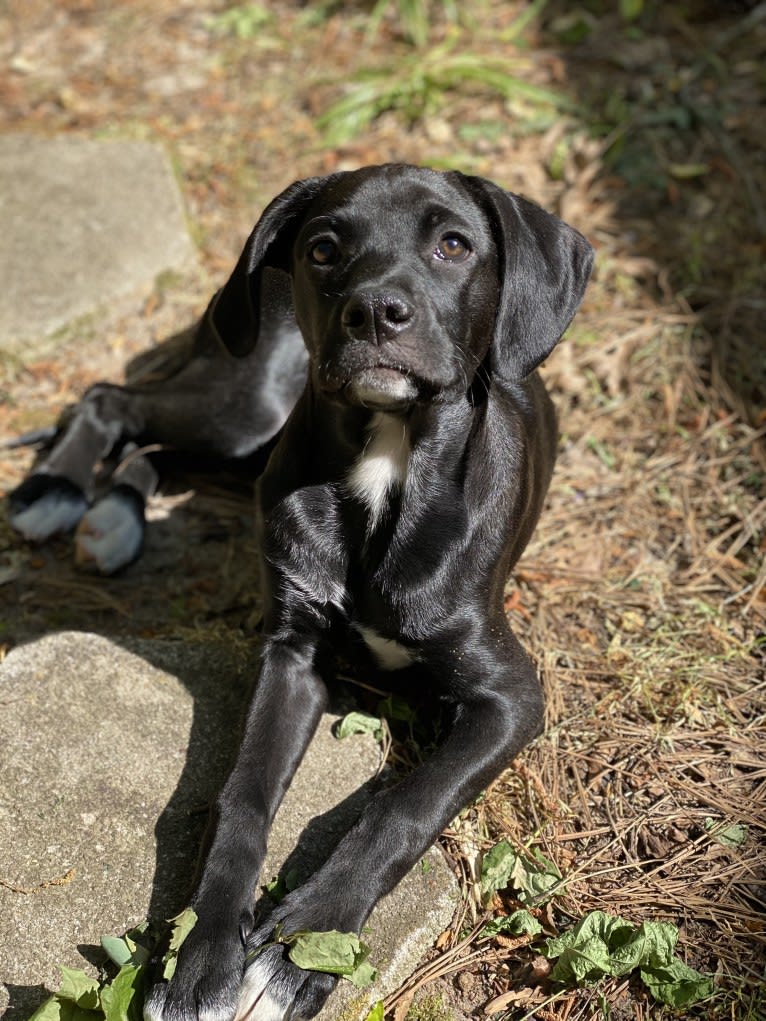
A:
435 235 470 261
309 240 339 265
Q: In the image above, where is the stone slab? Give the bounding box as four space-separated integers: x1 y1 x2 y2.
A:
0 136 195 351
0 633 457 1020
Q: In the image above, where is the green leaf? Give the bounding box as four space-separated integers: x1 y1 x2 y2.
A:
586 435 616 469
479 839 516 900
167 907 198 953
519 850 562 904
363 1001 385 1021
100 965 145 1021
619 0 644 20
544 911 713 1007
480 841 562 905
376 694 417 725
286 930 377 987
704 817 748 847
614 920 678 973
480 910 543 939
27 998 62 1021
668 163 710 180
549 934 616 985
163 907 198 980
546 911 645 983
346 957 377 989
265 866 302 903
27 999 101 1021
640 959 715 1007
287 930 361 973
334 712 384 740
100 937 133 968
58 969 101 1011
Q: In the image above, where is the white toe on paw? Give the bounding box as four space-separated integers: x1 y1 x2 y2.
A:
10 491 88 541
75 492 143 573
235 952 294 1021
142 991 165 1021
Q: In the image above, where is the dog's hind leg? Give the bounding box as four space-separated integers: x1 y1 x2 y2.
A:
8 373 285 572
8 382 147 547
9 306 308 571
73 442 160 573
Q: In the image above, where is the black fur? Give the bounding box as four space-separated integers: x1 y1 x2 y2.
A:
9 165 593 1021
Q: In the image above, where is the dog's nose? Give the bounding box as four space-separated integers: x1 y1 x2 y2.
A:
342 291 414 343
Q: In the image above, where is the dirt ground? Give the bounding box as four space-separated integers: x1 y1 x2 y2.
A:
0 1 764 1019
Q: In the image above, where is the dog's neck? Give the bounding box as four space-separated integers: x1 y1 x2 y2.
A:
345 411 410 532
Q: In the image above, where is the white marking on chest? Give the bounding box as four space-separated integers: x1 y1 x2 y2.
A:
357 625 416 670
346 411 410 530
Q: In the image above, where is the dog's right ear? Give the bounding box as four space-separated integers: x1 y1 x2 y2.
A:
207 175 341 357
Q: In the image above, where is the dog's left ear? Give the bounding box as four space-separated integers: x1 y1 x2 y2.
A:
462 176 594 381
207 174 342 357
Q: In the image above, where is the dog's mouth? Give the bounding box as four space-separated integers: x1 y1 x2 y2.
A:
344 366 419 410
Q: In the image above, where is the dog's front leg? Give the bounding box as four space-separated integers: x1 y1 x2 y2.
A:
236 629 544 1021
144 635 328 1021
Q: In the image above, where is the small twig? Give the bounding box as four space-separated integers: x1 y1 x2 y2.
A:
0 867 75 894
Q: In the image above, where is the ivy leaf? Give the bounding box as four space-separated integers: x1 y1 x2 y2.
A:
480 910 543 939
58 969 101 1011
334 712 384 741
286 930 377 987
640 958 715 1007
704 818 748 848
99 965 145 1021
162 907 198 980
27 998 100 1021
546 911 647 983
363 1001 385 1021
264 866 302 903
480 841 562 905
544 911 713 1007
376 694 417 725
346 958 377 989
479 839 516 901
100 936 134 968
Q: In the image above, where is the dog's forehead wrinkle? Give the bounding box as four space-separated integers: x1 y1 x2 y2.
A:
311 168 486 238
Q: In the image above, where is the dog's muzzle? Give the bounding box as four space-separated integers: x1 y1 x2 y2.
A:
346 367 418 410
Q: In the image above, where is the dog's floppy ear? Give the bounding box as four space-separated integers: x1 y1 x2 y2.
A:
207 174 341 357
462 176 594 381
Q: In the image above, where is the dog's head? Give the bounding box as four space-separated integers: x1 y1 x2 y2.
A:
209 165 594 411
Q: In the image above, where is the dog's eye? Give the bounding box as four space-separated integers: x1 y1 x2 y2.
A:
308 239 339 266
435 235 471 262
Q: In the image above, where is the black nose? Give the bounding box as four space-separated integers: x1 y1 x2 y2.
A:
341 291 415 343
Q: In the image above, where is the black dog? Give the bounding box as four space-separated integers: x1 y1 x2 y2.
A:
9 165 593 1021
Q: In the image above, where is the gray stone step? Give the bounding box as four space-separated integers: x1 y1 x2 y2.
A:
0 136 195 352
0 632 457 1020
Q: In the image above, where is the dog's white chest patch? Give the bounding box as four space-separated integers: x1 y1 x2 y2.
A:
357 625 416 670
346 412 410 530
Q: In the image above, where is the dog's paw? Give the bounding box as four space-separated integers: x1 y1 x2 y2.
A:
8 474 89 541
75 486 145 574
143 925 245 1021
235 943 336 1021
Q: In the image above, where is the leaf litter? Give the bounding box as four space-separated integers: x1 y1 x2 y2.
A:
1 2 764 1019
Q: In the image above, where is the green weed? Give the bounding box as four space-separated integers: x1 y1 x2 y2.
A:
206 3 273 40
318 35 573 145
